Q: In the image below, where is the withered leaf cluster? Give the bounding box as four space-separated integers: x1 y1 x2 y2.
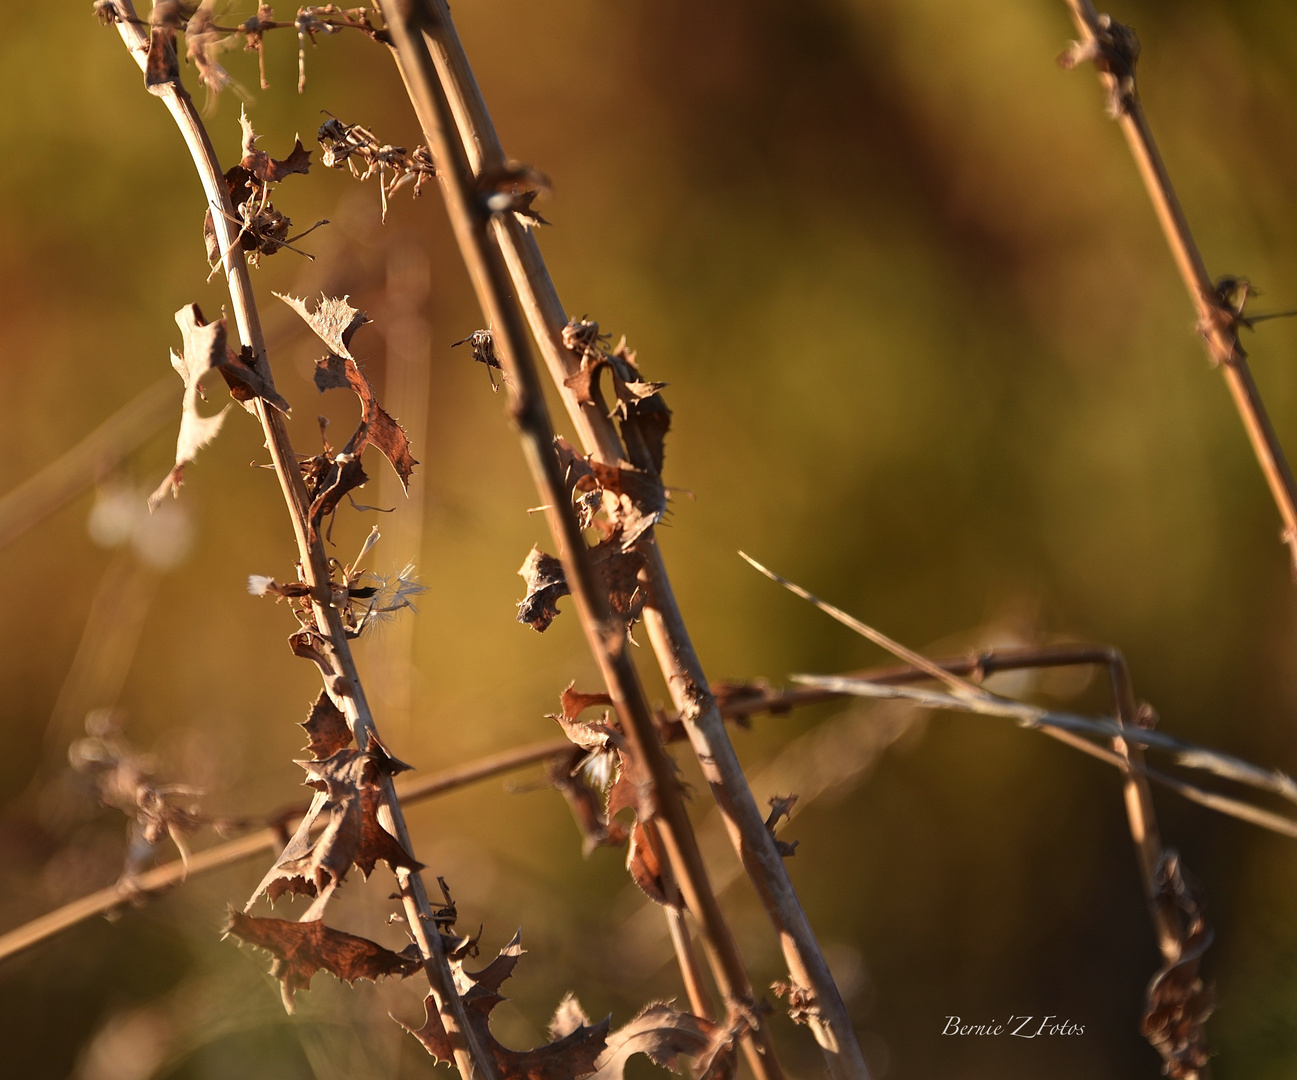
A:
547 684 678 905
516 320 672 633
246 693 418 914
401 932 732 1080
318 115 436 220
1141 854 1214 1078
562 318 671 476
151 303 290 509
276 293 417 541
205 111 320 269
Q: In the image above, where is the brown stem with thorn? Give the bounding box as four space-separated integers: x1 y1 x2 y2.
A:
1063 0 1297 573
383 3 872 1075
374 3 786 1075
105 5 495 1077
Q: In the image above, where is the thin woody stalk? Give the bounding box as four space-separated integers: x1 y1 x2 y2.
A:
1062 0 1297 572
8 643 1283 971
393 3 869 1074
106 7 495 1078
373 6 786 1077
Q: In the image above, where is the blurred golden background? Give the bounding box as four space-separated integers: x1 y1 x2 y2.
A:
3 1 1297 1077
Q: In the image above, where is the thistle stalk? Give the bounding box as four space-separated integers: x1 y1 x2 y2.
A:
1062 0 1297 574
374 5 788 1076
105 6 495 1077
380 2 870 1075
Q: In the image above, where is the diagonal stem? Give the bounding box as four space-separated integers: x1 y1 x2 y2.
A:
1063 0 1297 573
374 4 787 1076
105 7 495 1077
398 4 870 1074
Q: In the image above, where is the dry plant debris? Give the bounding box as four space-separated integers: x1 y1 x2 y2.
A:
318 114 436 220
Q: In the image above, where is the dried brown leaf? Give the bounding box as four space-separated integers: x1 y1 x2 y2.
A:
401 932 610 1079
626 821 670 906
144 25 180 92
239 109 312 184
279 293 417 490
516 542 646 633
149 307 232 509
248 746 420 909
301 690 352 759
580 1000 720 1080
225 908 419 1013
517 547 568 632
1141 854 1214 1078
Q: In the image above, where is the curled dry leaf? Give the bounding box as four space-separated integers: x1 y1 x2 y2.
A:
224 908 419 1013
453 328 507 391
555 437 667 549
553 998 724 1080
151 301 293 510
516 542 647 633
401 931 610 1080
205 111 318 268
546 684 674 902
1141 853 1214 1078
301 690 353 759
561 319 671 475
247 746 421 911
278 293 418 497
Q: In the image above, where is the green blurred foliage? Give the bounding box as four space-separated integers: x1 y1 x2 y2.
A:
3 0 1297 1077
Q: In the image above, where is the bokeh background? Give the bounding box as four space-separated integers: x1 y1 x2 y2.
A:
3 1 1297 1077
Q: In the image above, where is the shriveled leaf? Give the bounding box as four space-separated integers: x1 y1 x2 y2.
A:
1141 854 1214 1078
278 293 417 490
584 1001 719 1080
516 542 646 632
301 691 352 759
401 932 610 1079
517 547 569 632
239 108 312 184
144 25 180 92
224 908 418 1013
307 453 369 543
560 683 613 721
548 749 628 855
626 821 671 906
277 292 369 360
248 746 420 910
150 307 233 509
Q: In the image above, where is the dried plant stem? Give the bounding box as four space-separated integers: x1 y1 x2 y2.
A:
374 7 785 1077
386 3 869 1074
1064 0 1297 569
0 737 572 966
108 9 494 1078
